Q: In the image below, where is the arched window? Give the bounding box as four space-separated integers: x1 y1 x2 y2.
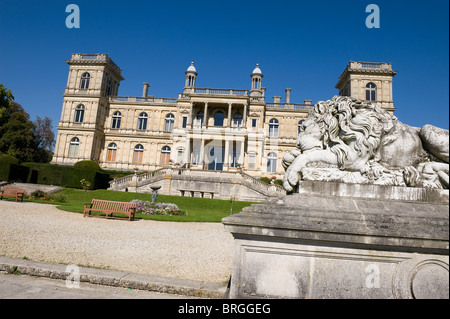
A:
164 113 175 132
233 113 242 128
133 144 144 164
269 118 279 138
214 111 224 127
267 152 277 173
366 82 377 101
298 120 304 135
138 112 148 130
107 143 117 162
68 137 80 158
74 104 85 123
196 111 204 127
160 146 171 165
111 111 121 129
80 72 90 89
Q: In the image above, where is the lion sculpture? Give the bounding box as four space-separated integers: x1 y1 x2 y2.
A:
282 96 449 192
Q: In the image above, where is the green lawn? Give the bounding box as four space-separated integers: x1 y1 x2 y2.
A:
22 188 259 222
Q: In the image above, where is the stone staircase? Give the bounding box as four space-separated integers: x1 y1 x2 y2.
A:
108 168 286 201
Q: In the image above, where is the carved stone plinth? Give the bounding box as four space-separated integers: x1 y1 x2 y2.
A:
222 182 449 299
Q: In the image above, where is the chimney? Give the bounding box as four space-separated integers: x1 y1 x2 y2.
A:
273 96 282 104
304 99 312 105
285 88 291 104
142 82 150 97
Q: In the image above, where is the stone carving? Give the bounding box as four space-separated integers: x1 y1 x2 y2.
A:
282 96 449 192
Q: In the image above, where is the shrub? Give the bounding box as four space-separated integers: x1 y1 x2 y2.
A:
21 163 111 190
30 189 46 199
259 177 271 184
131 199 188 216
74 160 102 171
48 193 67 202
0 154 19 165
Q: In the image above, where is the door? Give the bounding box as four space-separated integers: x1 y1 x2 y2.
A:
208 146 225 171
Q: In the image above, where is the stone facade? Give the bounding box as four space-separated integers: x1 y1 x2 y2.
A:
52 54 397 179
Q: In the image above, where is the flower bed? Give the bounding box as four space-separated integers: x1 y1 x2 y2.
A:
131 199 187 216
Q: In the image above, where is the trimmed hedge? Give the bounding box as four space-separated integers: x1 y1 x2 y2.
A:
0 162 111 190
73 160 102 171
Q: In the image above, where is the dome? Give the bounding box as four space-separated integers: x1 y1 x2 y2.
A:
187 61 197 73
252 63 262 75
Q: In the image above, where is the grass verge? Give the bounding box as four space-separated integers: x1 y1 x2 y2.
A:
10 188 259 223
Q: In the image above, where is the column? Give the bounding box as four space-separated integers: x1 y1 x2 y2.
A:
199 138 205 168
224 138 230 169
243 104 248 128
228 103 232 127
239 140 245 166
203 102 208 128
188 102 194 128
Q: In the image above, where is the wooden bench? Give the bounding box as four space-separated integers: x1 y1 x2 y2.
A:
84 199 137 221
0 187 25 202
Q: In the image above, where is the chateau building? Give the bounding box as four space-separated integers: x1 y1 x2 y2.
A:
52 54 397 179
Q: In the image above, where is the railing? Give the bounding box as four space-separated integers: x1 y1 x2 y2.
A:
266 103 313 110
240 172 285 196
361 63 381 69
108 168 286 197
110 96 178 103
109 168 168 189
194 88 249 96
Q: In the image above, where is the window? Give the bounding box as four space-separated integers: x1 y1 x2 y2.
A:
252 119 257 129
214 111 224 127
269 118 279 138
177 147 185 164
192 146 201 165
298 120 304 135
138 112 148 130
248 152 256 170
133 144 144 164
230 145 239 168
74 104 85 123
233 113 242 128
164 113 175 132
68 137 80 158
366 82 377 101
106 80 112 96
160 146 171 165
267 152 277 173
196 111 204 127
107 143 117 162
112 111 121 129
80 72 90 89
182 117 188 129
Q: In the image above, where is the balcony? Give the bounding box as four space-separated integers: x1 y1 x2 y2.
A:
266 103 313 111
110 96 178 104
193 88 249 96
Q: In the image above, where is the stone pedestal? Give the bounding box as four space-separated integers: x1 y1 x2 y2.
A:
222 182 449 299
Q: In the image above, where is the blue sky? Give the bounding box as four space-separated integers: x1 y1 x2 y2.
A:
0 0 448 132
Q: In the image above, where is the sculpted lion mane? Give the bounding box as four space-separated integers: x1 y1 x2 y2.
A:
282 96 449 192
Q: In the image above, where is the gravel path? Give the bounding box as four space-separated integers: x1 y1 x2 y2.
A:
0 201 234 283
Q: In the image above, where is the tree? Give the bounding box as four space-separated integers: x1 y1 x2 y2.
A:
0 84 54 163
35 116 55 151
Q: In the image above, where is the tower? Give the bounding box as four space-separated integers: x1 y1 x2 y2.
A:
250 63 265 101
335 61 397 112
183 61 197 94
52 54 124 165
